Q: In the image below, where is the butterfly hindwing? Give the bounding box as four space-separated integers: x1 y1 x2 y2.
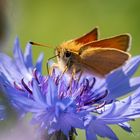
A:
80 48 130 75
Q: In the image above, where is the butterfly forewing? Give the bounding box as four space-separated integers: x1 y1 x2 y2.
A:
79 34 131 53
80 48 130 76
61 27 99 53
74 27 99 44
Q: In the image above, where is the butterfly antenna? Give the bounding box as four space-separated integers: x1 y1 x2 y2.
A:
29 41 50 48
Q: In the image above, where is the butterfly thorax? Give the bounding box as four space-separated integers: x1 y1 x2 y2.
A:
55 41 82 72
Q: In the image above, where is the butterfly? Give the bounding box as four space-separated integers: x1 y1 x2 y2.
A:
30 27 131 77
55 27 131 76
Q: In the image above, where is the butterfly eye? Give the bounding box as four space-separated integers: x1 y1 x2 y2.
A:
57 51 60 56
65 51 71 58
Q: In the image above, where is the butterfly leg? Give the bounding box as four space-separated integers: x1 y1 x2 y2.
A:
46 55 58 75
68 67 76 95
77 70 83 82
58 65 68 80
49 63 59 76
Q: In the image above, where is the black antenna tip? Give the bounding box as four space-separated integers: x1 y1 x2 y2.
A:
29 41 33 45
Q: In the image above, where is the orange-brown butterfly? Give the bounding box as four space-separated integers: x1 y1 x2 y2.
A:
31 27 131 77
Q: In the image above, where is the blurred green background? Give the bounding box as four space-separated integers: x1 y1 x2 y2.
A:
1 0 140 139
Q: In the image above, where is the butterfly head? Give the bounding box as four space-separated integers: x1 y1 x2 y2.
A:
55 44 73 71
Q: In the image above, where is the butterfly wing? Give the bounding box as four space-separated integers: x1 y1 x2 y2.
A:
74 27 99 44
80 48 130 76
61 27 99 53
80 34 131 53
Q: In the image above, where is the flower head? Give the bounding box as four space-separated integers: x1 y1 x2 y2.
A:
0 38 140 140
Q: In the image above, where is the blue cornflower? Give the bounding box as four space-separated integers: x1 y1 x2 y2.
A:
0 38 140 140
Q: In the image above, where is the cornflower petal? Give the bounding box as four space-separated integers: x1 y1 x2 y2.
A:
85 116 118 140
13 37 30 76
106 56 140 100
46 77 58 106
32 80 46 105
118 122 132 133
35 53 44 73
24 43 33 69
0 53 21 83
